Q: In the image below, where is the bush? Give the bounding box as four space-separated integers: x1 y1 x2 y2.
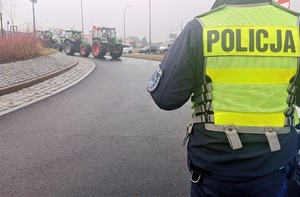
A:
0 33 43 64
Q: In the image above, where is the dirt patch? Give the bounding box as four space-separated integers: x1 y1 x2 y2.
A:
39 48 57 56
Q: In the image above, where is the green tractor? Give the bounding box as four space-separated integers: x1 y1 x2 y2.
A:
59 30 91 57
53 30 65 52
36 30 57 48
91 26 123 59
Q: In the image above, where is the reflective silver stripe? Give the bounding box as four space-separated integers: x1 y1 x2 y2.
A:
194 103 213 113
206 83 212 92
195 92 213 104
195 83 213 95
284 106 295 116
206 92 212 101
287 84 297 95
190 115 206 124
206 102 213 111
286 95 296 104
284 117 293 127
194 105 206 113
206 114 214 123
204 124 290 134
198 85 206 94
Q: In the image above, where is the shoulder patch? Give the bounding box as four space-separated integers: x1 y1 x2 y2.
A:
147 65 163 93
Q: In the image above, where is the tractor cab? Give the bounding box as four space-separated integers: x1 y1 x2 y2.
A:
91 26 123 59
36 30 57 48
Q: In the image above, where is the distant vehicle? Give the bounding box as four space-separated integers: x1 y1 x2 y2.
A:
36 30 57 48
123 44 133 54
159 43 173 53
54 30 91 57
138 46 158 54
91 26 123 59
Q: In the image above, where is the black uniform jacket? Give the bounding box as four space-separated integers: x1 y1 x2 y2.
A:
149 0 300 180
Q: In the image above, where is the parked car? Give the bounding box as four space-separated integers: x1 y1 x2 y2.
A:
138 46 158 54
123 44 133 54
159 43 173 53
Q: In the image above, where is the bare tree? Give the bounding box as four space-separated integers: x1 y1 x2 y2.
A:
5 0 17 26
0 0 5 35
0 0 5 12
0 1 3 12
141 37 147 46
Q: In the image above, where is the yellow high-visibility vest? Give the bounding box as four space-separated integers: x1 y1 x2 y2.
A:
197 3 300 127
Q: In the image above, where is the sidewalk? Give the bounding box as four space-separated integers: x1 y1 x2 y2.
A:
0 52 96 116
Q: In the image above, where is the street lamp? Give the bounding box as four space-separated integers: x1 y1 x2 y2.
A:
149 0 151 53
0 13 3 37
123 5 132 44
81 0 84 37
181 17 189 32
30 0 37 32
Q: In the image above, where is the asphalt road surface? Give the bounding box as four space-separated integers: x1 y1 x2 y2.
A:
0 56 192 197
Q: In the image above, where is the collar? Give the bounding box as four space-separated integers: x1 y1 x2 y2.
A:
212 0 272 9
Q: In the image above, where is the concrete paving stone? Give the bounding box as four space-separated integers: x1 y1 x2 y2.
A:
24 98 33 102
0 53 76 88
0 54 95 116
0 100 10 106
0 106 9 112
8 101 23 107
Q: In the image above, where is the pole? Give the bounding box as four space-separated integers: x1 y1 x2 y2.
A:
81 0 84 38
123 5 132 45
32 0 36 33
0 13 3 37
149 0 151 53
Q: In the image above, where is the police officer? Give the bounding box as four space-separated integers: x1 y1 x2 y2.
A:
147 0 300 196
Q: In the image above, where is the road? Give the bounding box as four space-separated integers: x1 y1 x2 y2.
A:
0 56 191 197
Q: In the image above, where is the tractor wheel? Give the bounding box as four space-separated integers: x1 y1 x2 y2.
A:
110 44 123 59
92 40 107 58
54 43 63 52
64 40 76 55
58 44 63 52
53 43 59 50
79 43 91 57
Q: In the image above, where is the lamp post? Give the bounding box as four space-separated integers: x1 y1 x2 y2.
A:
149 0 151 53
181 17 189 32
0 13 3 37
30 0 37 33
80 0 84 37
123 5 132 44
0 2 3 37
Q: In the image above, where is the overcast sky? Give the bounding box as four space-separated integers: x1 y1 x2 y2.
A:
2 0 300 43
9 0 216 42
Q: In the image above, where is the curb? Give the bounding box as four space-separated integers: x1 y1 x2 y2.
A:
0 57 79 96
0 60 96 117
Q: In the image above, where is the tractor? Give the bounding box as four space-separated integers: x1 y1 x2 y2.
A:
53 30 65 52
91 26 123 59
36 30 57 48
59 30 91 57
